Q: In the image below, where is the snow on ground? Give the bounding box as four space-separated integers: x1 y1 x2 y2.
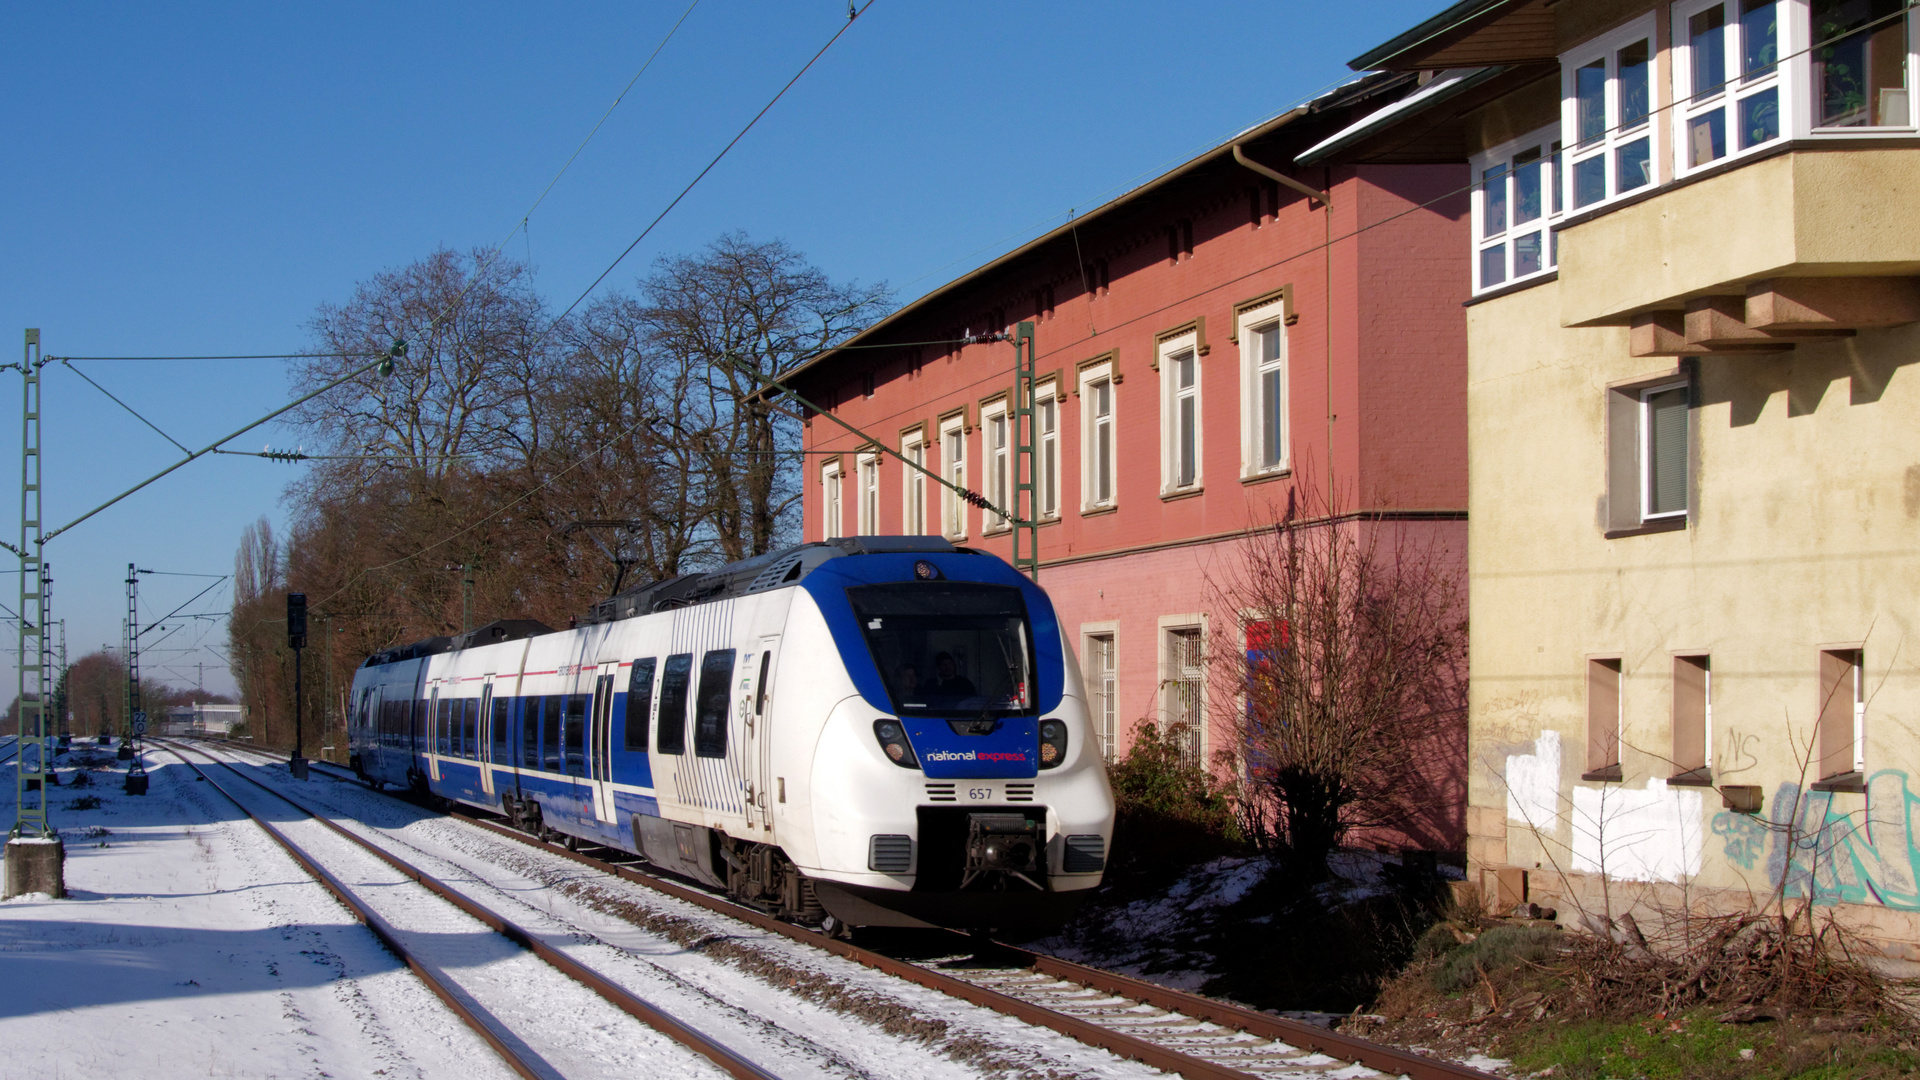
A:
2 741 1182 1079
1 744 517 1080
201 742 1174 1080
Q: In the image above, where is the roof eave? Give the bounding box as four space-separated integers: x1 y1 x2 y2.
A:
782 74 1414 389
1347 0 1528 71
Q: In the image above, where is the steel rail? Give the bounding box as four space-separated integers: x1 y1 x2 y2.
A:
446 809 1498 1080
217 745 1500 1080
154 743 547 1080
160 741 778 1080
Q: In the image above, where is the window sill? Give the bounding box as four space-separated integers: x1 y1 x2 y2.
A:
1080 504 1119 518
1811 771 1866 794
1667 768 1713 787
1159 487 1204 503
1240 468 1291 486
1580 765 1623 783
1604 516 1686 540
1465 270 1558 307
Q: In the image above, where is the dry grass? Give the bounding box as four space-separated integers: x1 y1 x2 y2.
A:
1354 898 1918 1078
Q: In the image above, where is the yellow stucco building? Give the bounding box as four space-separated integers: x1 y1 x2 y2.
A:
1320 0 1920 963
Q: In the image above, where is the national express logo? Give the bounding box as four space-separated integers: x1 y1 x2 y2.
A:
924 750 1028 763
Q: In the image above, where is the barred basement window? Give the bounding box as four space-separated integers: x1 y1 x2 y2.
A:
1086 632 1116 761
1165 627 1204 767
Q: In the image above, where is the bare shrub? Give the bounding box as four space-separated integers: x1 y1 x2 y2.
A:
1206 476 1467 877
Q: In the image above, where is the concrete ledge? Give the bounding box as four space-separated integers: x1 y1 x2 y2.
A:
4 836 66 900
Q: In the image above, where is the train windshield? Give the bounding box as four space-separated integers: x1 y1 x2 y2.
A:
846 583 1036 717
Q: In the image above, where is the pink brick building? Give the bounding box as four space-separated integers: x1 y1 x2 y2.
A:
788 75 1473 851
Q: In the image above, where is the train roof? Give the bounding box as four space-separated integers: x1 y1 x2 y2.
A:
363 537 977 667
583 536 967 625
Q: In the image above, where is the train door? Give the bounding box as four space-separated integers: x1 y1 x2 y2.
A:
588 661 619 825
362 686 382 771
478 676 497 797
744 635 781 832
425 685 442 783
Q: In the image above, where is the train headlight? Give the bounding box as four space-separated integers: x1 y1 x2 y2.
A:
873 720 919 769
1037 719 1068 769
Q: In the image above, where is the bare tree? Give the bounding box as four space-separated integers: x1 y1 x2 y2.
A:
1207 478 1468 877
234 236 890 743
293 246 550 477
632 232 891 560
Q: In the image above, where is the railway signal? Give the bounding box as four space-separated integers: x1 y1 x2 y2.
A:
288 592 307 780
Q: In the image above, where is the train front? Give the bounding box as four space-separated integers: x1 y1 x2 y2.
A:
792 550 1115 932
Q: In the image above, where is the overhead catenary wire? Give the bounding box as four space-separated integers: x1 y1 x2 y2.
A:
789 6 1918 448
228 5 1898 647
543 1 878 333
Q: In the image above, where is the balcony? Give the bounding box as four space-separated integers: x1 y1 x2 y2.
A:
1555 147 1920 352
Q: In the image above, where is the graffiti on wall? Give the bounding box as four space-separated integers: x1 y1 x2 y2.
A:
1709 769 1920 910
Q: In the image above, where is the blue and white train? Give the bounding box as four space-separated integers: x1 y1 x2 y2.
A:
347 536 1116 930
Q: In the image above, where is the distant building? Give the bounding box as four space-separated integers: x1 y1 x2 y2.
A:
165 703 241 736
788 74 1474 853
1343 0 1920 962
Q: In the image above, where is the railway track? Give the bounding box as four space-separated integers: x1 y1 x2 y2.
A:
206 741 1499 1080
156 740 778 1080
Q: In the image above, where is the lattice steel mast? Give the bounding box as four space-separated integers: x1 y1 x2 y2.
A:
1010 321 1039 581
13 330 51 838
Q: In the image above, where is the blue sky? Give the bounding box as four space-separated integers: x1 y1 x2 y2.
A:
0 1 1441 698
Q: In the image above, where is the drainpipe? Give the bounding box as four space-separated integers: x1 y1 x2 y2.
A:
1232 144 1330 207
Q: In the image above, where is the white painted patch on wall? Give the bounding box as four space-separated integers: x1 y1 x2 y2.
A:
1570 778 1704 883
1506 729 1561 830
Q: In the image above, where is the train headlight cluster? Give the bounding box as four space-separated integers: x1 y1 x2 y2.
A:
873 720 919 768
1037 719 1068 769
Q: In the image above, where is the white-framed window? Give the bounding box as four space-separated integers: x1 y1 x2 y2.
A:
821 459 843 540
1159 334 1202 493
1562 15 1659 211
1237 300 1289 474
1160 619 1206 767
940 415 967 540
1080 360 1117 510
1082 627 1118 762
1037 385 1061 519
901 431 927 535
1472 125 1564 293
1674 0 1787 175
856 451 880 536
983 402 1011 532
1639 381 1689 522
1810 0 1913 129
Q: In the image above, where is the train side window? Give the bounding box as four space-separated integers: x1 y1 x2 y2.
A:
564 694 588 776
543 694 564 771
435 696 451 755
625 659 657 752
658 654 693 755
491 696 511 762
521 697 540 769
694 649 736 759
464 698 480 760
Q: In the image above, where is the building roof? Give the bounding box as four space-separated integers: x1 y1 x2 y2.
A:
1295 67 1507 165
1347 0 1556 73
779 71 1415 391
